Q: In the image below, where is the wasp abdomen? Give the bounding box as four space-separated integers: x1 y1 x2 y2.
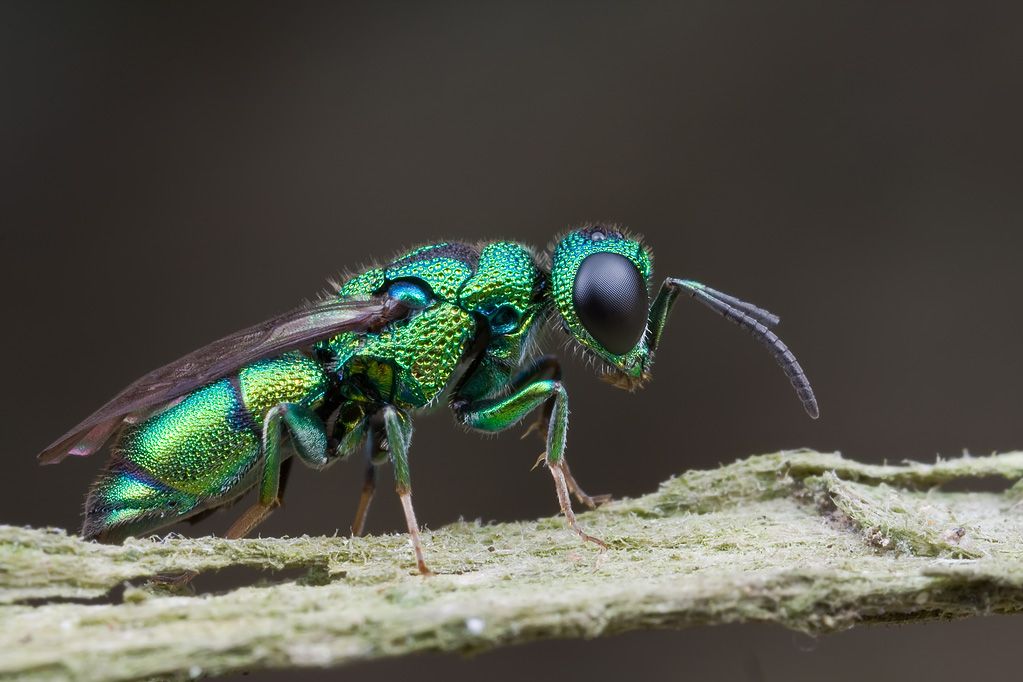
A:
83 353 330 541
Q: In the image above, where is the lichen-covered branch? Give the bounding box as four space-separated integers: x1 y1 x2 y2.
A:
2 450 1023 681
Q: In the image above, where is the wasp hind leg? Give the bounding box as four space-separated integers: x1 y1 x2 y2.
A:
152 406 322 589
225 403 329 539
351 422 387 537
351 460 377 537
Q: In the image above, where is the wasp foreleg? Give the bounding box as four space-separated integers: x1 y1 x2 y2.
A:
561 458 612 509
451 361 606 549
515 355 560 442
225 403 328 539
549 460 607 549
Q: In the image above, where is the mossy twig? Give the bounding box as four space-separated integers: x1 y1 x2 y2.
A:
2 450 1023 681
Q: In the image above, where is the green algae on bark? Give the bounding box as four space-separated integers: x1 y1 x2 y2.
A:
2 449 1023 681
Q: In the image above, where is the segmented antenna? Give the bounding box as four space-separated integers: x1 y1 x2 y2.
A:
675 280 819 419
680 281 781 328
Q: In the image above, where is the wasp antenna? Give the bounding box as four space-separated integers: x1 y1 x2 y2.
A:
676 280 780 328
678 281 819 419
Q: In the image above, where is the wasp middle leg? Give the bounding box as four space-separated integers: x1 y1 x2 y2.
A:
374 405 432 575
225 402 330 539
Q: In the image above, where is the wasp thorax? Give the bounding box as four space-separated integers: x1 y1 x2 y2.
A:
572 252 648 355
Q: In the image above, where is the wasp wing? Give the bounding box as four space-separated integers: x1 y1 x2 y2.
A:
39 296 408 464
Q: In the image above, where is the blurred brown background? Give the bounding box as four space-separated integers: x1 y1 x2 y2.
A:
3 1 1023 679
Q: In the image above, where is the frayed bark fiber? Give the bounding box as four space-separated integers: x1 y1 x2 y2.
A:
3 450 1023 681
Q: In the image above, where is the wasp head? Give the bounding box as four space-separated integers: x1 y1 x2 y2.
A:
549 224 654 391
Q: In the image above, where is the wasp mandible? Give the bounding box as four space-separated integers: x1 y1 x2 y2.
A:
39 224 819 574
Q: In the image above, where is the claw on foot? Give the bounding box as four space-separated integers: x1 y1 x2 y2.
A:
398 488 434 576
562 459 612 509
548 459 608 550
577 492 613 509
531 451 547 471
573 525 608 550
520 414 550 441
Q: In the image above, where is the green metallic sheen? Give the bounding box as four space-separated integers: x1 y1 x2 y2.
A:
330 302 475 407
86 379 252 539
385 243 473 301
79 225 814 546
336 267 386 297
239 353 330 417
550 225 653 378
459 242 538 315
86 354 330 539
116 380 257 494
84 234 629 540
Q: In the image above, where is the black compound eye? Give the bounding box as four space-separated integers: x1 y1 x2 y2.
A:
572 252 648 355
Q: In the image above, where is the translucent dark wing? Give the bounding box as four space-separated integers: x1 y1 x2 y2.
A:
39 296 408 464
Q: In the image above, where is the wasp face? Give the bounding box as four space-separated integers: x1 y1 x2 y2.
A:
549 225 654 389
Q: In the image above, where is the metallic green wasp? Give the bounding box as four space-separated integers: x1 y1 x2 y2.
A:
39 224 818 574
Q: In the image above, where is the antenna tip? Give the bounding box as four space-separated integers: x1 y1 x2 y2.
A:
805 401 820 419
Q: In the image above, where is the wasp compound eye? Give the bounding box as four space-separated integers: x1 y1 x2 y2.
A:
572 252 648 355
